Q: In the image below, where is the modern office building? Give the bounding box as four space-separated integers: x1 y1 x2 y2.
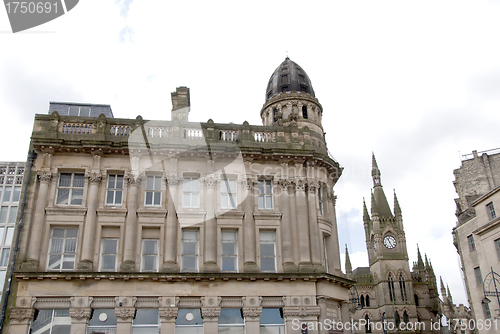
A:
3 58 352 334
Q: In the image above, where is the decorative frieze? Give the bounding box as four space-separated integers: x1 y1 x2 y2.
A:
242 307 262 319
159 296 179 308
201 307 221 319
33 297 70 309
45 207 88 216
70 296 93 308
115 296 137 308
282 306 321 318
201 296 222 307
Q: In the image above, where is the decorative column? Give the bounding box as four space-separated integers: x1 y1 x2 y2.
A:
283 296 321 334
242 296 262 334
203 174 218 272
77 171 101 271
279 177 295 272
201 297 221 334
327 191 342 274
163 174 180 272
243 174 258 272
9 308 35 334
23 171 52 270
114 297 137 334
121 172 140 272
159 296 179 333
69 297 93 334
294 178 312 272
307 179 322 270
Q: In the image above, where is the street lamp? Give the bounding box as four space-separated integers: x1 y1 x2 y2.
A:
482 267 500 318
348 286 363 334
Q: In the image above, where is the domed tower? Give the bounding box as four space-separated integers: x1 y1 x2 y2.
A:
261 57 324 138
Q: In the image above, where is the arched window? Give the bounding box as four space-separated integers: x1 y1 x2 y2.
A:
399 273 407 301
388 275 396 302
365 315 372 333
403 311 410 323
273 108 278 123
302 106 308 119
366 295 370 307
395 311 401 328
414 294 419 307
360 295 365 308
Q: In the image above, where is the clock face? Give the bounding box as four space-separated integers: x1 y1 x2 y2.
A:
383 235 397 249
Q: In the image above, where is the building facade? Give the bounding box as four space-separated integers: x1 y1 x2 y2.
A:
3 58 353 334
453 149 500 334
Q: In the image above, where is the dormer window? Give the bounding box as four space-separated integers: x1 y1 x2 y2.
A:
68 106 91 117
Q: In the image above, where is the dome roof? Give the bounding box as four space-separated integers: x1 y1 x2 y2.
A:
265 57 315 101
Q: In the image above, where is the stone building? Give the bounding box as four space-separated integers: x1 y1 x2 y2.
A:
3 58 352 334
347 155 471 334
453 149 500 334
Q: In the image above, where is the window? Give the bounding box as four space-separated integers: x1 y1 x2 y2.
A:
2 187 10 203
365 314 372 333
175 309 203 334
281 86 288 92
260 308 284 334
414 294 419 307
68 106 91 117
487 202 497 220
0 248 10 267
388 275 396 302
183 177 199 208
181 230 198 272
495 238 500 261
366 295 370 307
360 295 365 308
302 105 308 119
3 227 13 246
260 231 276 272
100 238 118 272
475 266 483 285
145 175 162 207
467 235 476 252
30 309 71 334
323 235 328 272
221 179 237 209
403 311 409 323
318 187 324 215
56 173 84 205
141 239 159 272
7 207 17 225
221 231 237 272
258 180 273 210
273 108 278 123
132 309 159 334
484 302 491 318
47 228 77 271
218 309 244 334
399 273 407 301
281 74 288 83
87 309 117 334
106 174 123 206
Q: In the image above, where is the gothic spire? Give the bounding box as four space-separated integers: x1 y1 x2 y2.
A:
440 277 447 296
394 190 402 216
447 284 453 303
372 153 381 187
345 244 352 277
363 198 370 221
417 245 424 268
370 154 393 217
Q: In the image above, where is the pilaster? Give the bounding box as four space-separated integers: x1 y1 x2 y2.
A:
159 296 179 334
201 296 221 334
203 173 219 272
242 174 258 272
69 296 93 334
278 177 296 272
163 174 180 272
9 308 36 334
294 176 313 272
121 172 140 271
114 297 137 334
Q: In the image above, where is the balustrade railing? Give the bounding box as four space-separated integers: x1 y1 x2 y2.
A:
184 128 203 139
62 123 93 134
110 125 130 136
219 130 238 141
253 131 274 143
147 127 170 138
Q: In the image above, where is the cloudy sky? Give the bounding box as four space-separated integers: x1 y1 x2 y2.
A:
2 0 500 306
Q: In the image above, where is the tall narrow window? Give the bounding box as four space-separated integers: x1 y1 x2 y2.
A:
132 309 159 334
487 202 497 220
388 275 396 302
360 295 365 308
175 309 203 334
183 177 199 208
145 175 162 207
414 294 419 307
318 187 324 215
495 238 500 261
106 174 123 206
30 309 71 334
221 231 237 272
260 308 285 334
403 311 409 323
0 248 10 267
273 108 278 123
395 312 401 328
399 273 407 301
365 315 372 333
258 180 273 210
302 105 308 119
56 173 84 205
88 309 117 334
260 231 276 273
467 235 476 252
221 179 237 209
181 230 199 272
366 295 370 307
484 302 492 318
218 309 245 333
100 238 118 272
141 239 159 272
475 266 483 285
47 228 77 271
323 235 329 272
2 188 10 203
11 187 20 202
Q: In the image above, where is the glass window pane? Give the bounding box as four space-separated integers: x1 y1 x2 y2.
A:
260 325 285 334
260 308 284 325
265 181 272 194
260 231 274 242
50 238 63 253
62 255 75 269
192 194 198 207
68 106 79 116
218 309 244 324
146 176 154 190
2 188 11 203
222 257 236 272
222 231 236 241
260 244 274 256
145 192 153 205
108 175 116 188
73 174 84 188
12 187 20 202
48 255 61 269
183 231 198 240
64 239 77 253
143 256 156 271
4 228 14 246
66 228 78 238
154 176 161 190
153 192 161 205
143 240 157 255
0 208 7 224
131 328 159 334
116 176 123 189
71 189 83 205
265 196 272 209
0 248 10 266
258 196 264 209
222 243 236 256
0 228 3 244
52 228 65 237
106 190 114 204
56 188 69 205
175 309 203 326
59 173 71 187
221 194 228 208
183 241 197 255
133 309 158 325
88 309 118 327
261 258 275 272
182 256 197 271
101 255 116 270
191 178 198 191
8 207 17 225
115 191 122 205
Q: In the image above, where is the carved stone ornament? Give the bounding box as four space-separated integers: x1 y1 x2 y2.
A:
70 296 93 308
115 296 137 308
242 307 262 318
278 178 291 191
327 191 336 203
37 171 52 183
243 176 255 190
16 297 36 308
159 296 179 308
10 308 35 323
201 307 221 319
125 171 141 186
282 306 321 318
294 178 307 192
203 175 217 188
85 171 102 184
115 307 135 321
165 175 180 187
159 307 178 321
307 181 318 193
69 308 92 321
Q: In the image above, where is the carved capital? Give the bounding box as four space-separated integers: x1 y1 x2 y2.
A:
201 307 221 319
125 171 141 186
69 308 92 321
203 175 218 188
165 175 180 187
278 178 291 191
294 178 307 192
327 192 336 204
115 307 135 321
10 308 35 323
159 307 178 321
85 171 102 184
307 180 318 193
37 171 52 183
243 176 256 190
242 307 262 319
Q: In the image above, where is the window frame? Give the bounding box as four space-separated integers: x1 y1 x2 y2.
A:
259 230 276 273
141 239 159 272
56 172 85 206
318 186 324 215
487 202 497 220
258 179 273 210
47 227 78 271
106 174 124 206
132 309 160 334
181 230 199 273
99 238 118 272
221 230 238 272
183 176 200 208
474 266 483 285
145 175 162 207
221 178 237 210
467 235 476 252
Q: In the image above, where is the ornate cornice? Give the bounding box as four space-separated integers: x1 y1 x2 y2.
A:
282 306 321 318
45 207 88 216
85 170 102 184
